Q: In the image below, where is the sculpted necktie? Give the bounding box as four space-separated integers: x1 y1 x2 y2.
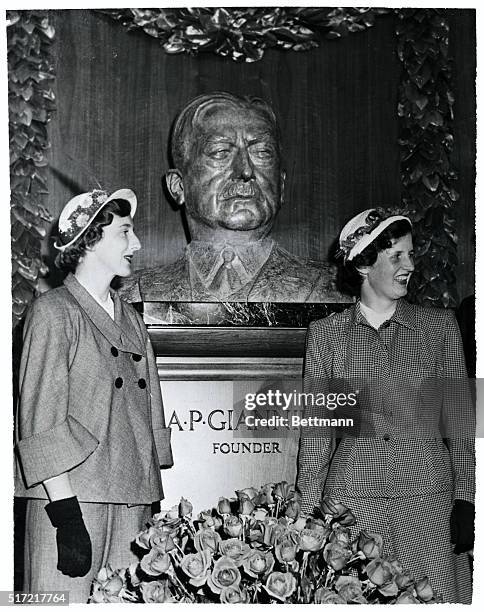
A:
209 248 240 296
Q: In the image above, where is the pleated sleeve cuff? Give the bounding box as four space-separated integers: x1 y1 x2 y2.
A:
153 427 173 468
16 415 99 488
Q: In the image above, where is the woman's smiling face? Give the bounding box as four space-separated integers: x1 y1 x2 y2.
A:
361 233 415 305
90 214 141 278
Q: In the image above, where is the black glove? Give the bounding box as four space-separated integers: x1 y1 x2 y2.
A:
151 500 161 516
450 499 475 554
45 496 92 577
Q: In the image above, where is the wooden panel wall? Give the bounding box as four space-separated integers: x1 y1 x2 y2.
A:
44 9 475 300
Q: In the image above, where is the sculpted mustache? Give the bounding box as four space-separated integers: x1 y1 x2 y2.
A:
220 182 261 200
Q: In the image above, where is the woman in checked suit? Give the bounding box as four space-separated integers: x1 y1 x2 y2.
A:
296 208 475 603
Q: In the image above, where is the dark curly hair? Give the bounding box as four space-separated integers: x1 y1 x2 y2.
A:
55 199 132 272
339 219 413 296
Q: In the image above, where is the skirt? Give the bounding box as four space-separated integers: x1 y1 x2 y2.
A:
332 492 472 604
23 499 151 603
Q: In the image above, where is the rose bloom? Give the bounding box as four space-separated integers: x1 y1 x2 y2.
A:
178 497 193 517
242 549 275 578
141 580 174 603
239 495 255 515
219 538 251 566
338 583 367 603
262 519 287 547
194 527 222 554
314 587 346 604
378 579 399 598
220 585 250 604
335 575 362 592
135 526 156 550
140 549 171 576
199 510 222 530
252 507 269 521
207 556 242 595
165 505 179 520
284 499 301 520
258 483 275 505
180 550 212 586
90 569 124 603
217 497 231 514
264 571 297 602
152 509 181 530
395 570 414 590
396 590 419 604
149 529 176 553
389 558 404 574
323 542 352 571
273 481 296 501
307 517 331 537
329 525 351 547
357 530 384 560
274 535 298 564
223 514 243 537
135 525 174 551
291 516 308 531
299 528 326 552
236 487 259 500
365 558 394 587
415 576 434 602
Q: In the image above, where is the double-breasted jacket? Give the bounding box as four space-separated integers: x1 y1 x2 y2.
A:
297 300 475 513
15 274 173 504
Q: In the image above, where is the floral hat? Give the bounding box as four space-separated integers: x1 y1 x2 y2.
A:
338 207 412 262
54 188 137 251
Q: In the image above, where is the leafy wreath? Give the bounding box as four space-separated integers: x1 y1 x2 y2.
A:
8 8 461 326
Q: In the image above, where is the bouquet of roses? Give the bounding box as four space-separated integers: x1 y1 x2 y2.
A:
90 481 441 603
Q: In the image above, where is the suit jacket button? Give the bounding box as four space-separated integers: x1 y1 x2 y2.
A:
111 347 119 357
115 377 123 388
383 433 390 441
132 353 142 362
138 378 147 389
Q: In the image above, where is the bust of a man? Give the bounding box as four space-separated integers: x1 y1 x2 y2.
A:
121 91 343 303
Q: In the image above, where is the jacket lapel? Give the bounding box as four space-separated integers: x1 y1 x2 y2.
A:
64 274 145 355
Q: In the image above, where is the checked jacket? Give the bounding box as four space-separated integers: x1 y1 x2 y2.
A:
296 299 475 514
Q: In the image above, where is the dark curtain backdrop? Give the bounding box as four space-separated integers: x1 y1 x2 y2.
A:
45 9 475 300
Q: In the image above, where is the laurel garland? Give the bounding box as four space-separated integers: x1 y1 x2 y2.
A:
97 7 389 62
8 10 55 327
8 8 461 320
396 9 459 307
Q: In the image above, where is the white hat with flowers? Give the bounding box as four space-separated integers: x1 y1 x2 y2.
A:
54 188 137 251
338 207 412 262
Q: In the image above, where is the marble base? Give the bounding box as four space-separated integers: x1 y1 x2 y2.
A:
142 301 352 327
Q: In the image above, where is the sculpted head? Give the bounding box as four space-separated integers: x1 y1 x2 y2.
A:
166 92 285 240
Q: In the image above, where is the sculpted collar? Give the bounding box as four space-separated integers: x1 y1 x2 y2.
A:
187 238 274 289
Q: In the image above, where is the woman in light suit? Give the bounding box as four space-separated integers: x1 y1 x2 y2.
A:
15 189 173 602
296 208 474 603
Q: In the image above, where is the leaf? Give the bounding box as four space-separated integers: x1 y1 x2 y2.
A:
422 174 439 191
